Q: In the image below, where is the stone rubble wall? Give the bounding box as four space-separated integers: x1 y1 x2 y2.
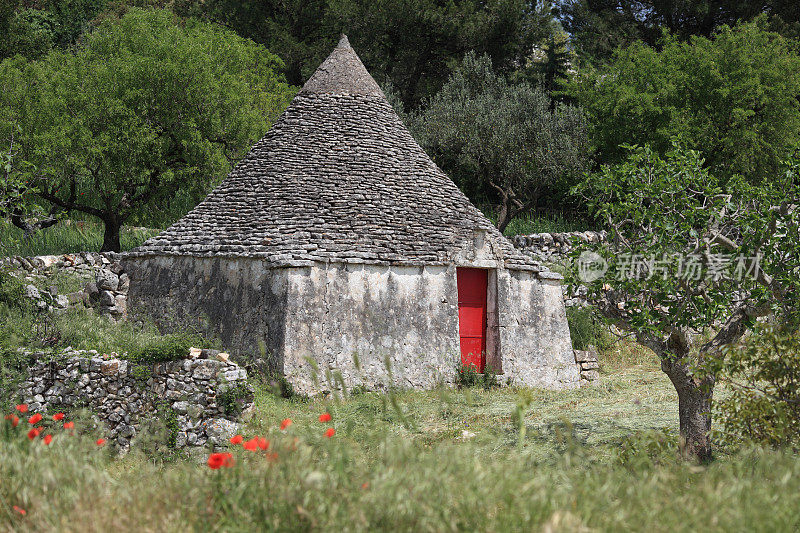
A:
0 252 129 318
511 231 607 264
17 348 253 452
574 348 600 383
511 231 607 308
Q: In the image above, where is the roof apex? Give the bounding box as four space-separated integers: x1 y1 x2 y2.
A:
300 35 384 97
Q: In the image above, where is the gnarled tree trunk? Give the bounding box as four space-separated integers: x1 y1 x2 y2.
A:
661 355 715 462
101 215 122 253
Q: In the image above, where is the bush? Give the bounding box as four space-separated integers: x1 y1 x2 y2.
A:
128 333 213 365
567 306 613 352
0 269 27 312
710 326 800 450
455 363 500 390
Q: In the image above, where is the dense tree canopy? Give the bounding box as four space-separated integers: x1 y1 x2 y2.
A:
410 52 589 233
570 20 800 182
0 8 295 251
556 0 800 64
200 0 554 109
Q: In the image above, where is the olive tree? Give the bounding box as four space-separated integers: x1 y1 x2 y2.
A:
411 52 589 233
571 144 799 460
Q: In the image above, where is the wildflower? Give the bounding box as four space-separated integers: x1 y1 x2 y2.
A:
324 428 335 438
52 413 65 421
207 453 224 469
243 438 258 451
63 421 74 430
12 506 26 516
15 404 28 414
28 413 42 425
12 416 19 427
208 452 234 469
27 428 41 440
43 434 53 445
96 438 106 446
265 452 278 462
230 434 243 445
255 436 269 450
361 482 370 490
319 412 332 423
280 418 293 430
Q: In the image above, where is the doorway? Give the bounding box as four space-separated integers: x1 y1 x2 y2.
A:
456 268 488 371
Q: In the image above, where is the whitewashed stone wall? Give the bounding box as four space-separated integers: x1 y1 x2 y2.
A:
17 349 252 452
124 255 584 395
498 270 581 389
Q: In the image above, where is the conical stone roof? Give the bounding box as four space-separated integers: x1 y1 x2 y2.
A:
131 36 540 271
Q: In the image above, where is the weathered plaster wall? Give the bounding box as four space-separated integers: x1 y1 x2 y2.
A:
497 269 581 389
124 256 580 394
122 256 288 373
282 263 461 395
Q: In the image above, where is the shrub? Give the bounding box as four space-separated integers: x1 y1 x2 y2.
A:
455 363 500 390
0 269 27 312
128 333 213 365
567 306 613 352
710 326 800 450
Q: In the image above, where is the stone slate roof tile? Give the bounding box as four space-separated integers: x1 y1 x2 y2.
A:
131 35 541 273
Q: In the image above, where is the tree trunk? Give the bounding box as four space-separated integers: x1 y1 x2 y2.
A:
497 200 512 235
661 356 715 462
101 215 122 253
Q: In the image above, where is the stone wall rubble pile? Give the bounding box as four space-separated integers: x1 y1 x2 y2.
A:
1 252 129 318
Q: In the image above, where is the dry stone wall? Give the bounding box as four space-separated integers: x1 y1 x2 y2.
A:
17 349 253 452
511 231 607 264
0 253 128 318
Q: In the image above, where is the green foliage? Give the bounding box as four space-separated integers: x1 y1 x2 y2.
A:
202 0 554 109
567 306 613 352
0 8 296 251
0 269 26 311
708 326 800 449
570 20 800 183
0 219 158 256
127 333 212 365
217 381 252 417
411 52 589 233
455 363 499 390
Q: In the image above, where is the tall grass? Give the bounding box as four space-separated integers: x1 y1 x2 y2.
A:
1 371 799 532
479 208 589 236
0 219 160 257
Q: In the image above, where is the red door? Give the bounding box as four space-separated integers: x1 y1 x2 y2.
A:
457 268 488 372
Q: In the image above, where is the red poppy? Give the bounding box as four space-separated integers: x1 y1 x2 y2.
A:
319 412 332 423
255 436 269 450
43 434 53 445
361 482 370 490
3 414 11 420
207 453 224 469
208 452 235 469
27 428 41 440
96 438 106 446
27 413 42 425
52 413 65 421
12 505 26 516
243 438 258 451
229 434 243 445
15 404 28 414
324 428 335 438
265 452 278 462
63 421 74 430
280 418 293 430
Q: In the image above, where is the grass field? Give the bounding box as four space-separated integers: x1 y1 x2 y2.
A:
2 350 799 532
0 220 160 257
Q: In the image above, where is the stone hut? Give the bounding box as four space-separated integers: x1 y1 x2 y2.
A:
123 36 580 394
